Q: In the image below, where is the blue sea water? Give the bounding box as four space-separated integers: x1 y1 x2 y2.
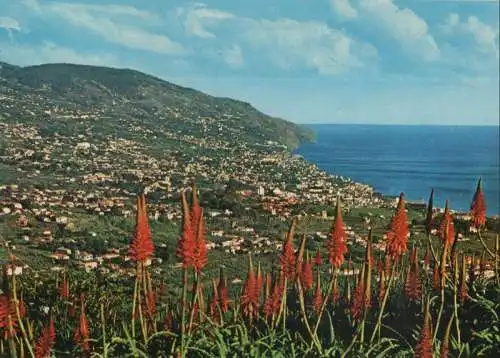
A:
295 125 500 215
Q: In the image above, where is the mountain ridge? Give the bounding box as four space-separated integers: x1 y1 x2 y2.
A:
0 61 314 149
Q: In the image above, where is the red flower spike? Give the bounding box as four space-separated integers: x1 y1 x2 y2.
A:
470 179 486 228
280 234 296 280
314 249 322 266
377 269 385 305
439 201 455 248
312 269 323 315
190 184 202 236
241 257 259 320
34 317 56 358
423 245 431 270
209 279 219 319
217 268 229 313
193 209 208 272
264 274 284 319
384 254 392 278
177 190 196 268
414 314 433 358
331 280 340 304
0 295 19 339
432 260 441 291
386 193 409 259
74 295 90 353
405 248 422 302
376 258 384 275
59 274 70 300
459 255 469 304
256 263 264 301
300 259 314 291
327 197 348 269
351 282 365 321
129 194 155 263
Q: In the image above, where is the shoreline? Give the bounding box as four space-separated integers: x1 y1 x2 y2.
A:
293 128 499 218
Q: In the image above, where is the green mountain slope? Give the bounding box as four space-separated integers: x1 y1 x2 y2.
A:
0 62 314 149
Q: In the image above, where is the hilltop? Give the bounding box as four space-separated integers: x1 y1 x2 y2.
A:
0 62 313 149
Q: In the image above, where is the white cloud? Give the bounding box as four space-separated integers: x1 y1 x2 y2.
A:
243 18 377 75
359 0 440 61
175 4 375 75
329 0 440 62
0 40 118 67
23 1 185 55
330 0 358 19
0 17 21 40
0 17 21 31
178 3 234 39
221 45 244 68
442 13 499 57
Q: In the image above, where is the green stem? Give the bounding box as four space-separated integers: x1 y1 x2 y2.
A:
296 279 322 354
478 229 494 258
131 274 139 340
427 233 438 264
101 303 108 358
12 274 34 358
187 271 200 334
453 257 461 346
370 265 395 344
313 268 336 336
180 268 188 357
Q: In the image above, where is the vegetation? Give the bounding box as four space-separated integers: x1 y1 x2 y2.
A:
0 62 314 150
1 180 498 357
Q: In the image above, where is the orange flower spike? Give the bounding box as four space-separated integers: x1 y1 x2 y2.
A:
413 306 433 358
459 254 469 304
363 230 373 308
377 267 385 305
177 190 196 268
470 179 486 228
241 257 259 320
193 209 208 272
74 295 90 353
59 274 70 300
190 184 202 234
351 281 365 321
217 268 229 313
129 193 155 263
423 245 431 270
301 256 314 291
327 197 348 269
264 275 279 319
405 248 422 302
314 249 322 266
280 218 297 280
432 260 441 291
312 269 323 314
387 193 409 259
256 263 264 300
280 234 296 280
34 316 56 358
439 201 455 247
209 279 219 318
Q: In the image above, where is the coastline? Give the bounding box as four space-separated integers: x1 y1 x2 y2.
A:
294 124 499 216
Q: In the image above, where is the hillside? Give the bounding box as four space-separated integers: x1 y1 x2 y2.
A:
0 62 314 149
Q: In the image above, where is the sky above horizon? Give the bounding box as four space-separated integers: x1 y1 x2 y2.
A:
0 0 499 125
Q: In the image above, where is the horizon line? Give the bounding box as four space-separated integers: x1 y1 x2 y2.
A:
297 122 500 127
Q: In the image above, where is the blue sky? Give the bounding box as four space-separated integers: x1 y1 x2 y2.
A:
0 0 498 125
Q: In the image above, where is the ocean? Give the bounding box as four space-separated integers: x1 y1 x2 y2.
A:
295 124 500 215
